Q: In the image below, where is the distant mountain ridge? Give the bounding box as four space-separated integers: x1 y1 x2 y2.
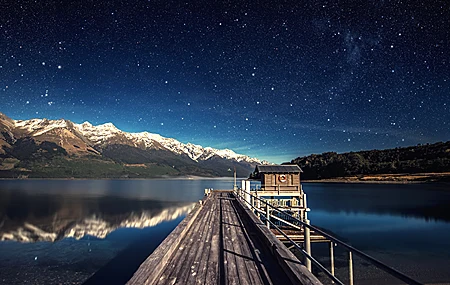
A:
290 141 450 180
0 112 268 178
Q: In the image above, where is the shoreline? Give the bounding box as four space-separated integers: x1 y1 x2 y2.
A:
303 172 450 184
1 172 450 184
303 179 422 184
0 175 243 181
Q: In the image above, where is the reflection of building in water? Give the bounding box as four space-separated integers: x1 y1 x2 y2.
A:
0 204 195 242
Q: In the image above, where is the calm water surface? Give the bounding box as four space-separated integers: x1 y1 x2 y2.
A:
305 182 450 284
0 179 231 284
0 180 449 284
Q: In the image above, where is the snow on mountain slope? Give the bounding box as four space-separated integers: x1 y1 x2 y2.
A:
15 118 70 136
74 121 122 144
73 121 264 163
131 132 208 160
122 131 262 163
11 116 266 164
204 147 262 163
13 118 100 155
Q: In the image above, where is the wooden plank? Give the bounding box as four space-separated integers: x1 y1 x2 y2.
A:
225 196 252 285
221 193 240 285
182 193 217 284
222 194 245 285
156 196 214 284
204 193 221 285
233 193 323 285
255 191 302 196
177 196 215 284
275 235 329 243
226 193 266 285
189 193 217 284
127 201 203 285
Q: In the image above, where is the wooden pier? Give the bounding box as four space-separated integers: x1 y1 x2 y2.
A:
127 191 321 285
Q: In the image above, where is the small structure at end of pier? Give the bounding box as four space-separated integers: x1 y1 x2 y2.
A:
245 164 308 220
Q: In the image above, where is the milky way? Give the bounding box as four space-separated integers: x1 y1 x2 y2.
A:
1 1 449 163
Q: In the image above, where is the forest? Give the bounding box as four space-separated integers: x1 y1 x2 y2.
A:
290 141 450 180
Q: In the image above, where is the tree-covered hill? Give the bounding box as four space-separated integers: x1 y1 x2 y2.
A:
290 141 450 180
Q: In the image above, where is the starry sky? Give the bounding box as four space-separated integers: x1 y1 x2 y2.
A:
1 0 449 163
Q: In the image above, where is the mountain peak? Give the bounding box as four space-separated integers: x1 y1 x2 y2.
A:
1 113 268 177
99 122 117 129
0 112 15 129
14 117 71 136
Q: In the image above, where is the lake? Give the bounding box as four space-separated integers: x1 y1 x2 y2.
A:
0 179 449 284
305 182 450 284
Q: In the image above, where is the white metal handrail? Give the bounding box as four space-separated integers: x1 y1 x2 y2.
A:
234 188 423 285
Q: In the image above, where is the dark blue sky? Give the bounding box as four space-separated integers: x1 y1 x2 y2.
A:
1 0 449 163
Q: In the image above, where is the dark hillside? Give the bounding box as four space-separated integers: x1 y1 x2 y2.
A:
290 141 450 180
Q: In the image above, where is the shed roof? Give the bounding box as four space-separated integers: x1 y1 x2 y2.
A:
255 164 303 174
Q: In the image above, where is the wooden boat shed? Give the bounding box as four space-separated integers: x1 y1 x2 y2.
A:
251 164 303 193
245 164 308 220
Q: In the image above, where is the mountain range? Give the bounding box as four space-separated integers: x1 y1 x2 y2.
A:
0 112 267 178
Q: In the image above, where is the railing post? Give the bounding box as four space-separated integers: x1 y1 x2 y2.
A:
256 193 260 218
349 251 354 285
330 242 335 282
266 203 270 229
305 219 311 272
243 182 251 209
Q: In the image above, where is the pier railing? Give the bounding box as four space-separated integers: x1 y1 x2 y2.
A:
233 188 423 285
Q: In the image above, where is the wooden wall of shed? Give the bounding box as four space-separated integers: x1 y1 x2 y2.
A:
261 173 301 187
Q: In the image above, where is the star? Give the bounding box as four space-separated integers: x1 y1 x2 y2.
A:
0 0 448 164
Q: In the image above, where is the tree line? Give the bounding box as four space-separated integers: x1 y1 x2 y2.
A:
289 141 450 180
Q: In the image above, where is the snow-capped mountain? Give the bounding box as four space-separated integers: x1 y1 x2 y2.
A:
0 112 268 178
12 116 264 164
77 122 262 163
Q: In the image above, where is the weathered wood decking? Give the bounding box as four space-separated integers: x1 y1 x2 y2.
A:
127 191 321 285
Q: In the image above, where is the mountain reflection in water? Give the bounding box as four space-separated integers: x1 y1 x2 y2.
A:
0 179 212 285
0 183 196 242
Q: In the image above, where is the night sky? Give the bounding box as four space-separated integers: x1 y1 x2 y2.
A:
1 1 449 163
